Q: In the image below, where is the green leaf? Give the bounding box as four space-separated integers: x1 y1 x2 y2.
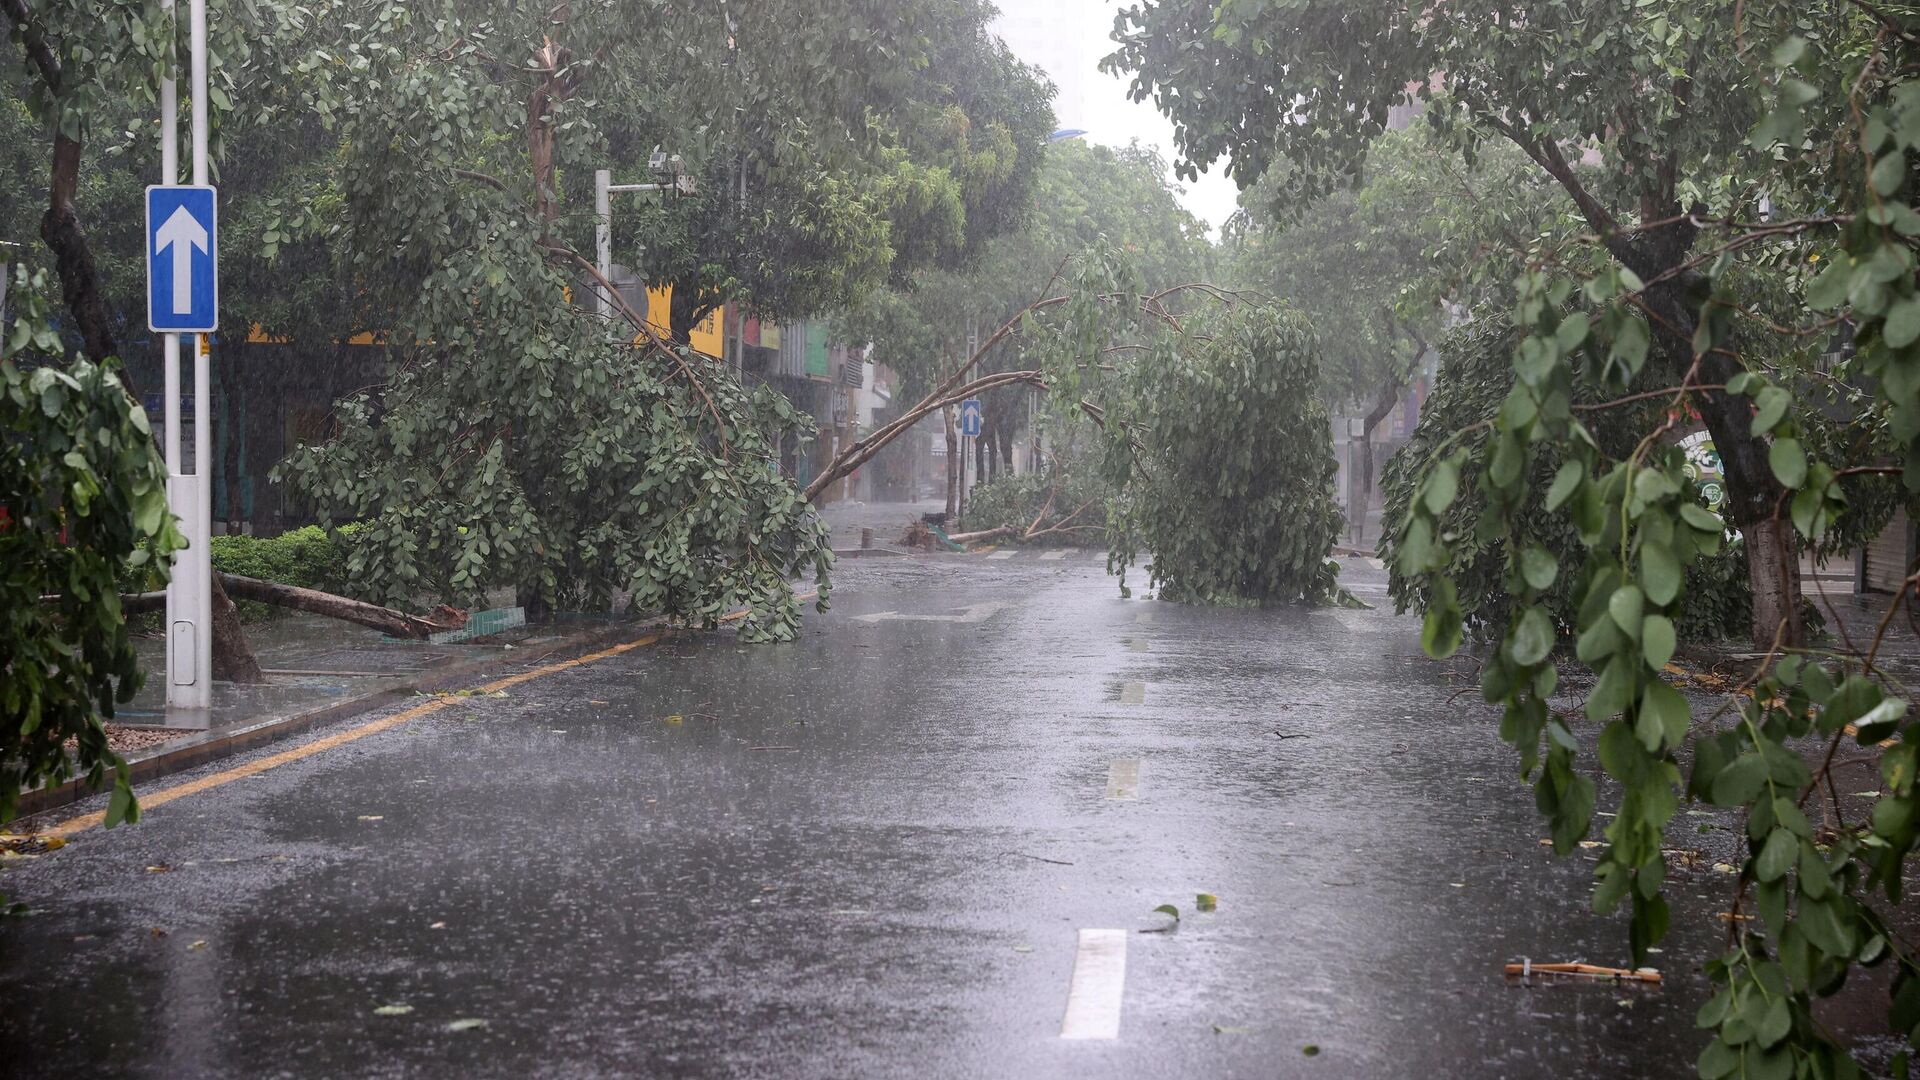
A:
1798 897 1855 958
1712 752 1769 806
1151 904 1181 921
1887 297 1920 350
1545 461 1584 512
1824 675 1885 734
1679 503 1723 533
1422 458 1460 515
1639 677 1691 750
105 777 137 828
1555 313 1590 352
1855 697 1908 744
1873 151 1909 197
1519 546 1558 591
1608 585 1644 638
1509 606 1555 666
1422 581 1464 659
1806 259 1852 310
1755 827 1797 882
1610 316 1649 373
1642 614 1676 669
1587 656 1636 722
1697 1038 1739 1080
1769 438 1807 489
1750 386 1790 436
1641 543 1681 606
1755 998 1791 1050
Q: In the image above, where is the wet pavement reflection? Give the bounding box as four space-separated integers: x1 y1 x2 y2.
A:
0 553 1889 1077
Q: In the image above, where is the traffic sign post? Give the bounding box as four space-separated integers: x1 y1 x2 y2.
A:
146 186 217 332
153 0 216 712
959 398 983 438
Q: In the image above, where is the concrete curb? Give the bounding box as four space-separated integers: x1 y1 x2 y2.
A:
17 617 667 823
831 545 913 559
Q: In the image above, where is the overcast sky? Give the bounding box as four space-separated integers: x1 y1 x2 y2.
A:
991 1 1242 236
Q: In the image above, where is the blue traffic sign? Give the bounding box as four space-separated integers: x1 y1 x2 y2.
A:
960 398 983 438
147 185 218 332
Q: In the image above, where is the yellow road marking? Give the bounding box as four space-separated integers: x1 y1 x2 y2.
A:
44 595 812 839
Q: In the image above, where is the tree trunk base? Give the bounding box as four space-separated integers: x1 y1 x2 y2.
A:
211 574 266 683
1744 518 1804 650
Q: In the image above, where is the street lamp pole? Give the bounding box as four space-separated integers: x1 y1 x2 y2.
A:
592 151 686 328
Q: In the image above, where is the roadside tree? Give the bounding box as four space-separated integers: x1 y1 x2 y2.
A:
1114 1 1920 1071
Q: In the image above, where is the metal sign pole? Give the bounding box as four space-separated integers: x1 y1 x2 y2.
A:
190 0 212 701
593 168 611 323
163 0 212 710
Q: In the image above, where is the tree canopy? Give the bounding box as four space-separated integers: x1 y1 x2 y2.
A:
1114 2 1920 1072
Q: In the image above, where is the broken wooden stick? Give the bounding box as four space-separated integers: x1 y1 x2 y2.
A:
1503 961 1662 984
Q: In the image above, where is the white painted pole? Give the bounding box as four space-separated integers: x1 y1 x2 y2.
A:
594 168 611 324
159 0 194 707
170 0 212 708
160 1 179 475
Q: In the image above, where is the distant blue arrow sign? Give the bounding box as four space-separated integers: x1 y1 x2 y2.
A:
959 398 983 438
147 185 218 332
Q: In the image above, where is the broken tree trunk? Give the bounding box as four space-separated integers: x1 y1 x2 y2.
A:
944 406 960 520
211 575 267 682
216 574 467 640
67 581 465 644
944 525 1016 545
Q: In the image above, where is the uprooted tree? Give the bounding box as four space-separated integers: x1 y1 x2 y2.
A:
812 248 1346 606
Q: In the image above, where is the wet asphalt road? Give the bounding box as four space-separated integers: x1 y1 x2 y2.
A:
0 552 1803 1078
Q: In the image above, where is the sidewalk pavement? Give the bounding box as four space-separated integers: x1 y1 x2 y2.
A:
817 499 933 552
26 611 643 819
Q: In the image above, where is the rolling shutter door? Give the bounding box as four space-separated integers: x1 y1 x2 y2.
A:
1865 507 1913 594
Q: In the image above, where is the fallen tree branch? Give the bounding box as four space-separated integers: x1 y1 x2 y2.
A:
804 369 1045 502
805 282 1227 505
49 578 466 641
215 574 465 640
943 525 1016 545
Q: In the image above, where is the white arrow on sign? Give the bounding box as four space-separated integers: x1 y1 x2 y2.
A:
851 602 1006 625
155 205 209 316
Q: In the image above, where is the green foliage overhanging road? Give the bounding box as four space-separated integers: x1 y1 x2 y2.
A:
1112 0 1920 1072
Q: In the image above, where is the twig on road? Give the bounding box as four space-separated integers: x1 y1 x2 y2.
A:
1003 851 1075 866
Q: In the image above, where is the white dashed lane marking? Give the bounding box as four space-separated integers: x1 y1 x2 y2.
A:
1060 929 1128 1039
1106 759 1141 800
